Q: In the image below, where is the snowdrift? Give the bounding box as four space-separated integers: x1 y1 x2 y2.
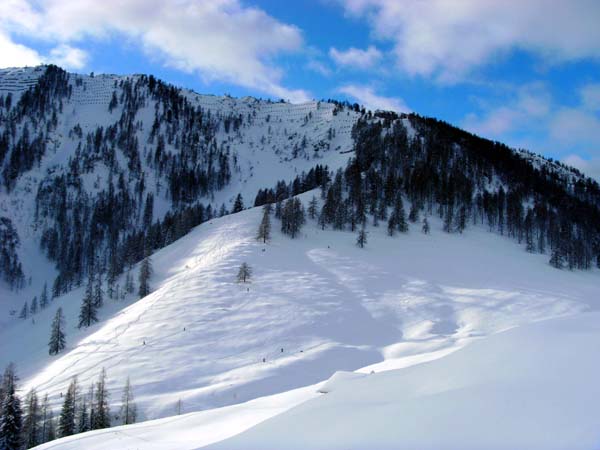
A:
208 311 600 450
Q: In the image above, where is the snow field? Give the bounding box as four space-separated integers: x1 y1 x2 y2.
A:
3 195 596 429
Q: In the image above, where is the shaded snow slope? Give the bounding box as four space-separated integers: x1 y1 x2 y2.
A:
4 194 597 426
209 311 600 450
33 311 600 450
34 383 319 450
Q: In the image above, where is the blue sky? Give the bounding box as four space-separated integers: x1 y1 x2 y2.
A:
1 0 600 178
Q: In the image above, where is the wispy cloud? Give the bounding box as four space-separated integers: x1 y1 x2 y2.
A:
562 154 600 181
580 83 600 112
329 45 382 69
463 81 600 180
306 59 332 77
0 0 310 102
463 83 551 136
48 44 88 70
549 107 600 149
338 83 409 112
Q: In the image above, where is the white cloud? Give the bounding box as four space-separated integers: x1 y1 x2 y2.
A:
580 83 600 112
48 44 88 70
329 45 382 69
338 84 409 112
306 59 332 77
463 83 551 137
0 0 309 102
463 107 515 137
549 107 600 147
0 32 42 68
0 0 40 32
562 154 600 181
463 83 600 169
337 0 600 82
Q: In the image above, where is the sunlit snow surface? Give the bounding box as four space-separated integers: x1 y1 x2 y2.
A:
207 311 600 450
0 199 592 449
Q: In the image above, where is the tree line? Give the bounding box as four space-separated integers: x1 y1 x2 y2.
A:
0 363 137 449
0 65 237 299
0 217 24 291
252 114 600 270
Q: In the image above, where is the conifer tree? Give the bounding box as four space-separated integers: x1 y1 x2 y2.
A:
58 377 78 437
456 206 467 233
22 388 40 449
0 364 14 410
106 276 115 301
550 247 563 269
257 206 271 243
30 297 38 316
51 278 60 300
138 257 152 298
394 196 408 233
0 364 22 450
356 225 368 248
318 206 327 230
281 198 305 238
18 302 28 320
87 384 95 432
142 193 154 229
377 200 388 222
77 393 89 434
78 277 98 328
49 308 66 355
108 91 118 113
40 283 49 309
232 194 244 213
237 263 252 283
408 203 419 223
125 270 135 295
120 377 137 425
387 216 396 236
40 394 54 444
307 196 318 220
93 275 103 309
443 205 454 233
524 209 535 253
422 217 430 234
91 369 110 430
372 210 379 227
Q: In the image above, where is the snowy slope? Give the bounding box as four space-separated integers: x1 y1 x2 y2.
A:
33 383 320 450
0 66 45 98
208 311 600 450
0 66 360 317
32 310 600 450
3 193 597 427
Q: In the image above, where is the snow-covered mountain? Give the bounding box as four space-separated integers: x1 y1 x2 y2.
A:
0 65 599 449
1 65 598 306
0 65 359 307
